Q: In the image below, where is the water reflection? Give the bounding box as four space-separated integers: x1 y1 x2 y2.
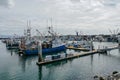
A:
6 49 37 72
46 60 68 68
10 50 13 56
38 60 68 80
7 49 18 56
118 48 120 53
16 50 68 73
105 53 120 60
38 66 42 80
19 56 26 72
18 55 38 72
90 55 93 66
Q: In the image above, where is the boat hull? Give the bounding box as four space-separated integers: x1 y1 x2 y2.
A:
6 43 19 49
23 45 66 55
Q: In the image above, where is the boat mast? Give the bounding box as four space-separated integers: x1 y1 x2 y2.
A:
48 18 56 40
26 20 31 41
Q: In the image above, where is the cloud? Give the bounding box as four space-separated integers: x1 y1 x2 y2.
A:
0 0 120 35
0 0 15 8
100 0 118 7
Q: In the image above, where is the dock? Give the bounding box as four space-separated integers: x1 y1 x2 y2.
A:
36 50 97 65
37 45 120 65
97 46 119 53
67 46 90 51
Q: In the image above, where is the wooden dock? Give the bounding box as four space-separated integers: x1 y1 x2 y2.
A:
36 50 97 65
67 46 90 51
37 46 120 65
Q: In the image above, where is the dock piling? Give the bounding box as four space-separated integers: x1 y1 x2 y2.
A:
38 41 43 62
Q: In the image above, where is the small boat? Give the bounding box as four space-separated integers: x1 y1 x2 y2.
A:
1 39 7 43
66 40 93 51
6 39 20 49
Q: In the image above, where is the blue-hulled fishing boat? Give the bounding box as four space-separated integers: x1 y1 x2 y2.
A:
20 37 66 55
19 23 66 55
23 44 66 55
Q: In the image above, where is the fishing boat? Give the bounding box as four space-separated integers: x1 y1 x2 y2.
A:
6 38 20 49
23 40 66 55
19 23 66 55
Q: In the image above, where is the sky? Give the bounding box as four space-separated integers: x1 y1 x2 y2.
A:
0 0 120 36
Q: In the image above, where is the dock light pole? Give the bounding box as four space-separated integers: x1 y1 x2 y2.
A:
38 41 43 62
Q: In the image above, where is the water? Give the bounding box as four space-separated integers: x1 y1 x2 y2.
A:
0 41 120 80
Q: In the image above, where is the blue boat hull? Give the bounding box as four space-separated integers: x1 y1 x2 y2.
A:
24 45 66 55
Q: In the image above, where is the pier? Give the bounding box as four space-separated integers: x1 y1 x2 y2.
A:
37 45 120 65
67 46 90 51
36 50 97 65
97 45 119 53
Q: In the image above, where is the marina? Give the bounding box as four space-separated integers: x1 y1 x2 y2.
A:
0 28 120 80
1 0 120 79
0 29 120 80
0 41 120 80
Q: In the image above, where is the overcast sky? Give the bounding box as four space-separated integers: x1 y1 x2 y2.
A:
0 0 120 35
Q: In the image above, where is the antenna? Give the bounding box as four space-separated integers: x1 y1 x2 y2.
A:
51 17 52 27
46 20 48 27
113 29 115 35
27 20 28 28
26 20 31 40
108 28 112 34
116 28 119 34
28 20 31 29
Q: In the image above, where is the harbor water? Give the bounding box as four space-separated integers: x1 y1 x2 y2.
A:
0 41 120 80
